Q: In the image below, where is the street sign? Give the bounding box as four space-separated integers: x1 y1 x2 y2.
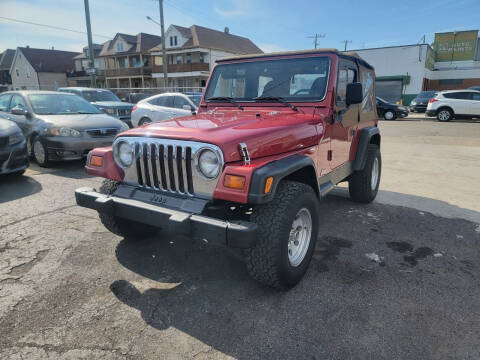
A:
86 68 96 75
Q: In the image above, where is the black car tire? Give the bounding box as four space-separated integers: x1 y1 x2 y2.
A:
246 181 320 290
11 169 26 176
384 110 396 120
98 179 158 239
436 108 453 122
349 144 381 204
32 136 50 167
139 117 152 126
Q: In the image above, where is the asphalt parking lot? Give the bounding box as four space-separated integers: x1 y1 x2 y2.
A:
1 118 479 359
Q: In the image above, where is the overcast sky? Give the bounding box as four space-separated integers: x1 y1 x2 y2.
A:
1 0 479 54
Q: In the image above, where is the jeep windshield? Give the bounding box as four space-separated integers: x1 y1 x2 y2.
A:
205 57 330 103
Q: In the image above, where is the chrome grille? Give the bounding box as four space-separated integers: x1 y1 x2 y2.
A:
118 108 131 117
116 137 223 199
86 128 118 137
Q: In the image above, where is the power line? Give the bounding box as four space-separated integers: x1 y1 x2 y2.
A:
0 16 112 39
307 33 325 49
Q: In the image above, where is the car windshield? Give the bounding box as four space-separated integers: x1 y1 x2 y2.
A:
204 57 331 102
28 94 102 115
416 91 436 99
82 90 120 102
188 95 202 106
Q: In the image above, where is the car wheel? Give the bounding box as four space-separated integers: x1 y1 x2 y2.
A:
139 117 152 126
348 144 381 204
437 108 453 122
11 169 26 176
246 181 320 289
384 110 395 120
98 179 158 239
33 136 50 167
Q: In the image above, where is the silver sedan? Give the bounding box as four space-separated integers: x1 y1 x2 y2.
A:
131 92 200 127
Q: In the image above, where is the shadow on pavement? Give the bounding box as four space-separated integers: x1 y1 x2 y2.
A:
111 193 480 359
0 174 42 203
27 159 92 179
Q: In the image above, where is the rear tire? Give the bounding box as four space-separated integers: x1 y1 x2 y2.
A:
98 179 157 239
246 181 319 289
139 117 152 126
349 144 381 203
437 108 453 122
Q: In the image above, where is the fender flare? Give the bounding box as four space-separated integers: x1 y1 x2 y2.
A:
247 154 320 204
353 127 380 171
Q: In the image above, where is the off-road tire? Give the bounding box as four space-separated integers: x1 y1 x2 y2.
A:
246 181 319 289
349 144 381 203
98 179 157 239
436 108 453 122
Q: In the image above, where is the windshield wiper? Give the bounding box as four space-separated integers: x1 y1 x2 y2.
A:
206 96 244 111
253 96 298 112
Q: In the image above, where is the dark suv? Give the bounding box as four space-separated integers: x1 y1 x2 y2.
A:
75 49 381 289
409 91 437 112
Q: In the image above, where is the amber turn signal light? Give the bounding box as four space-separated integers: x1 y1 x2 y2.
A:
224 174 246 190
90 155 103 167
264 176 274 193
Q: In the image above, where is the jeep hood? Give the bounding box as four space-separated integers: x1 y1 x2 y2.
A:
121 109 322 162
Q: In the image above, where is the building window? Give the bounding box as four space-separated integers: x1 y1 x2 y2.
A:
116 42 124 52
170 36 178 47
199 53 205 63
439 79 463 85
15 68 20 77
176 55 182 64
25 65 30 78
186 53 191 64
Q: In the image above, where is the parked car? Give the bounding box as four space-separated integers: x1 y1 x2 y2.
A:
131 92 200 127
76 49 382 289
426 89 480 121
0 91 129 167
409 91 437 112
376 97 408 120
0 118 29 176
57 87 134 127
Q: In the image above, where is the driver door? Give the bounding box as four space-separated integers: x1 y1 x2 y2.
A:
8 94 32 136
330 62 359 169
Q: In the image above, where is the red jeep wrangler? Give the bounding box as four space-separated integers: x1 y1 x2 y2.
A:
75 49 381 289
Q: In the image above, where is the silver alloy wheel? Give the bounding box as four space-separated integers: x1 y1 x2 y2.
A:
384 111 394 120
34 139 45 164
371 157 379 191
438 110 450 121
288 208 312 267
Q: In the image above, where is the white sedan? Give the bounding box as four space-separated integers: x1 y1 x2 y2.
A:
131 92 201 127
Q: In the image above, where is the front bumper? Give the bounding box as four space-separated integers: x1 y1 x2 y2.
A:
410 104 427 112
397 109 408 118
0 140 29 174
75 187 258 248
44 136 115 160
426 110 436 117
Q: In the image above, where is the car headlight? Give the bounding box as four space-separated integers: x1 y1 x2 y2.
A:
197 149 221 179
119 122 129 132
103 108 116 115
114 140 134 168
8 132 24 145
48 127 81 137
410 101 416 105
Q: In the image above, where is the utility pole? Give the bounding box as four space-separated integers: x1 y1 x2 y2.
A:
83 0 96 88
341 40 352 51
159 0 168 88
308 33 326 49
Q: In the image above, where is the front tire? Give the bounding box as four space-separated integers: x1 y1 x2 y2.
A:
32 136 50 167
437 108 453 122
139 117 152 126
349 144 381 203
98 179 157 239
246 181 320 289
384 110 396 120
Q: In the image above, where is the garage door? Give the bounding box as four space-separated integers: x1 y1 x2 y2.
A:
376 80 403 104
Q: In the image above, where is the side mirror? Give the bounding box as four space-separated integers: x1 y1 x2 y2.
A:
182 104 193 111
11 107 29 116
346 82 363 106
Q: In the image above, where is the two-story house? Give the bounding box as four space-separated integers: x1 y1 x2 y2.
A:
71 43 105 87
9 47 79 90
150 25 262 90
0 49 15 92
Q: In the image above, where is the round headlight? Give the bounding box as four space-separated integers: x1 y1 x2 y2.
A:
198 149 220 179
116 141 134 168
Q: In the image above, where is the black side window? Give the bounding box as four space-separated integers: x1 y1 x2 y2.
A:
0 94 11 112
471 92 480 101
9 94 27 111
173 96 191 109
152 96 174 108
336 66 357 106
444 92 471 100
